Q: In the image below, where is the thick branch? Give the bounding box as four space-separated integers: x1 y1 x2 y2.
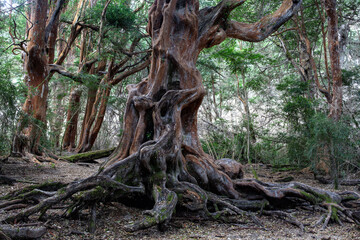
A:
225 0 302 42
198 0 302 49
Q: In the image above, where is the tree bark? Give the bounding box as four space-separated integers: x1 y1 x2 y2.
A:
324 0 342 121
12 0 49 155
99 2 304 224
12 0 66 156
62 87 82 151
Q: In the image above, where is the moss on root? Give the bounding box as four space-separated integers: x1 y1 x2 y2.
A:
299 189 332 205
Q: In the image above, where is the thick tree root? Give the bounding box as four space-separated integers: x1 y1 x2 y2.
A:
2 149 359 233
3 175 145 223
315 176 360 186
1 173 359 233
125 185 178 232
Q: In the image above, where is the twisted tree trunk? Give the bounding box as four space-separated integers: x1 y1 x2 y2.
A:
104 0 304 191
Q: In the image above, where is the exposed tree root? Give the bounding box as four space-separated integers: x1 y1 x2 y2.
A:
1 161 359 234
125 185 178 232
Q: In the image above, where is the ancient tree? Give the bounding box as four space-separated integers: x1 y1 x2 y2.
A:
4 0 360 234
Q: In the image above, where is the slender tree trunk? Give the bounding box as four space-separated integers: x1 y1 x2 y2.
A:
240 72 251 164
77 86 97 150
50 81 65 148
62 87 82 150
62 28 90 151
324 0 342 121
76 79 111 153
323 0 342 187
76 61 106 152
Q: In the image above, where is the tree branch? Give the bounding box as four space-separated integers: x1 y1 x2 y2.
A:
110 58 151 86
198 0 302 49
45 0 66 44
49 64 83 83
61 20 100 31
225 0 303 42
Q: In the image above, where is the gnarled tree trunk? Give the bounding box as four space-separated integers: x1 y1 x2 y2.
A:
98 0 304 229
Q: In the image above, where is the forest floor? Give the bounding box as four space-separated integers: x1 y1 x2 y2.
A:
1 157 360 240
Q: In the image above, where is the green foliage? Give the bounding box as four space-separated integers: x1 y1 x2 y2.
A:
0 78 17 155
277 77 315 130
214 40 267 75
0 45 22 154
342 66 360 86
306 114 356 172
86 0 136 30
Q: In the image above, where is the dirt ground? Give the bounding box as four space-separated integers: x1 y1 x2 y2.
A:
1 157 359 240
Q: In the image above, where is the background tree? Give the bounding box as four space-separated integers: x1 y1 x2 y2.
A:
11 0 65 156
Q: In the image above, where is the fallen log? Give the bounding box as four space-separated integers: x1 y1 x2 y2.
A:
60 148 115 163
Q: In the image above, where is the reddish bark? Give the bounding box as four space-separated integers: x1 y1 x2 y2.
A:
96 2 303 230
76 61 106 152
76 34 150 153
12 0 49 155
324 0 342 121
76 58 150 153
12 0 66 156
62 88 82 150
